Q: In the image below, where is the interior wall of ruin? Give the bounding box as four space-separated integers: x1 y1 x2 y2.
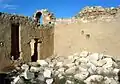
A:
0 13 54 72
40 27 54 59
0 16 12 71
54 19 120 59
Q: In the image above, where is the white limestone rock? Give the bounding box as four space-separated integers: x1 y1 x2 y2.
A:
56 62 63 67
104 77 118 84
74 71 89 80
97 60 107 67
74 60 81 65
104 67 114 76
114 76 119 81
98 53 104 60
54 71 59 76
28 62 40 67
80 51 89 57
90 59 107 67
79 66 88 72
80 63 89 69
84 75 104 84
58 68 65 74
87 62 97 75
65 63 75 68
88 67 96 75
37 60 48 67
113 68 120 75
63 59 74 66
30 66 40 72
49 63 55 68
43 69 52 78
11 76 21 84
103 55 114 58
21 64 29 70
78 58 88 63
87 53 99 61
66 80 73 84
22 69 34 79
65 66 78 75
96 67 104 75
68 55 76 63
46 78 53 84
37 73 45 81
102 58 113 68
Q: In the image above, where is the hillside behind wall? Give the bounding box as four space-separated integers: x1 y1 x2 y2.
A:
54 6 120 59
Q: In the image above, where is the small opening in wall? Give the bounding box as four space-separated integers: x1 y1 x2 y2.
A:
86 34 90 39
35 12 43 24
81 30 84 35
49 22 51 24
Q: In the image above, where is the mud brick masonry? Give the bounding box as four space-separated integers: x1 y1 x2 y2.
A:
0 9 55 63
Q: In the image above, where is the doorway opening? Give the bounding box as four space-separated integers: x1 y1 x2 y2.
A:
30 39 42 62
31 39 38 62
11 23 20 60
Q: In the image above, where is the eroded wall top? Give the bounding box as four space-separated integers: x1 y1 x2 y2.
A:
33 9 56 24
55 6 120 24
0 11 55 29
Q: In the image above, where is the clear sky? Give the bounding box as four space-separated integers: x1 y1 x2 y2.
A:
0 0 120 18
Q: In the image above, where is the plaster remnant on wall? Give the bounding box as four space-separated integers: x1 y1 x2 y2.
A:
30 39 36 56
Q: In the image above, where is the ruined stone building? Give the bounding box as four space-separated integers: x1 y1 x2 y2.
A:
54 6 120 59
1 6 120 72
0 9 55 66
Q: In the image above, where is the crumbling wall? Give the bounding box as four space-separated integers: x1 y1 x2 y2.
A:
55 6 120 24
33 9 56 24
0 13 12 72
54 6 120 59
0 12 54 72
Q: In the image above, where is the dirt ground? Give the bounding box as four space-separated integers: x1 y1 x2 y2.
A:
54 19 120 59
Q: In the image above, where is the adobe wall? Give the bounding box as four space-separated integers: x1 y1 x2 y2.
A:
40 27 54 59
0 12 54 72
54 6 120 59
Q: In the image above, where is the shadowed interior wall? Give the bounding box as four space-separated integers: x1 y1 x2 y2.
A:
54 19 120 59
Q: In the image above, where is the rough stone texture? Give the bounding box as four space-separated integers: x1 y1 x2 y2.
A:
55 6 120 24
6 52 120 84
0 11 54 72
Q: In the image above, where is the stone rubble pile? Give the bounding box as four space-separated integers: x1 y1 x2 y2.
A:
75 6 120 22
74 6 120 23
55 6 120 24
7 51 120 84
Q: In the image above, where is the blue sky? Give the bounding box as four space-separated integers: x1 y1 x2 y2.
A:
0 0 120 18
